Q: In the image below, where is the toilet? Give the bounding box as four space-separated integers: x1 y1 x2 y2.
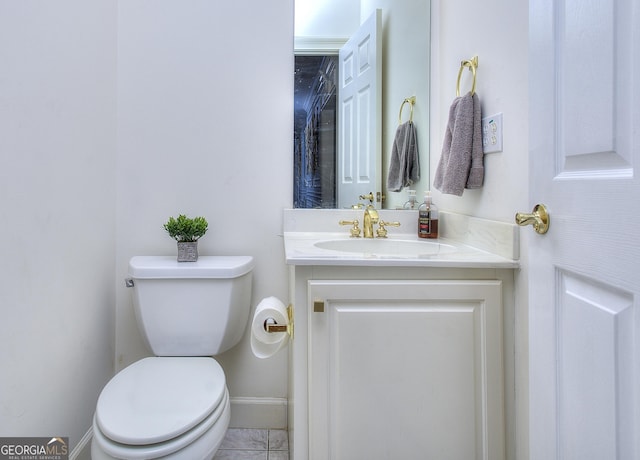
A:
92 255 255 460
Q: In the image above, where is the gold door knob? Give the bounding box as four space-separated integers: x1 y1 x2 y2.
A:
515 204 549 234
359 192 375 203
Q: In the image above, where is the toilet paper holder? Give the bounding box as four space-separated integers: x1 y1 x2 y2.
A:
263 304 294 338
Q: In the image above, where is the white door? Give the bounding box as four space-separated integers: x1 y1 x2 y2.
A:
528 1 640 459
337 9 381 208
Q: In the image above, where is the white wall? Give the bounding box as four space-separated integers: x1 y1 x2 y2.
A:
0 0 293 452
430 1 530 459
295 0 359 38
115 0 293 424
0 0 117 452
430 0 529 222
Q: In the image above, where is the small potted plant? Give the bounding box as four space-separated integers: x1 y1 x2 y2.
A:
163 214 208 262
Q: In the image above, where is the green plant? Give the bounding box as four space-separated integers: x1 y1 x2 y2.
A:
163 214 208 242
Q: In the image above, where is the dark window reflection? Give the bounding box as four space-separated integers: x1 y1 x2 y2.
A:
294 55 338 208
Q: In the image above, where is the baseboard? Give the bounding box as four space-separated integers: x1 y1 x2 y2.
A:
229 397 287 429
70 427 92 460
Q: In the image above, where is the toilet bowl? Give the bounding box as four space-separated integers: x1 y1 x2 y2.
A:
92 256 254 460
92 357 229 460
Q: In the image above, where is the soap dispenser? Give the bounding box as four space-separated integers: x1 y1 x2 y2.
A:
418 191 439 239
403 190 418 209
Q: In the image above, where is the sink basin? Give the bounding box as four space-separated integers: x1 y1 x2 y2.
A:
314 238 457 257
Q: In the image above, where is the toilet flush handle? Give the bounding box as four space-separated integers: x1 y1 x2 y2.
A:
125 278 134 288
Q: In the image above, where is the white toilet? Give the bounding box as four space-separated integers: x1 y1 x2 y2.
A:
92 255 255 460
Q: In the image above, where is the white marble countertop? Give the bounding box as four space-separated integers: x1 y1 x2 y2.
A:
284 231 519 268
283 209 520 269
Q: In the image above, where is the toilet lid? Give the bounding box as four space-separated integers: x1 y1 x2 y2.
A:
96 357 226 445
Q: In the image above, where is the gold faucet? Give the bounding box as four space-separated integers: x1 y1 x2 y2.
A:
362 205 379 238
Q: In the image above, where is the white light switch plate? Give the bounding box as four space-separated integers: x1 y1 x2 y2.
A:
482 112 503 154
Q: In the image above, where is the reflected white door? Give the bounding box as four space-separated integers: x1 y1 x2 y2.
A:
337 9 381 208
529 1 640 459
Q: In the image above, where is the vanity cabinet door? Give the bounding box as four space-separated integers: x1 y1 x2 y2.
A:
308 280 504 460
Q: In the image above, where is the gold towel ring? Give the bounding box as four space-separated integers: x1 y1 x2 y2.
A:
398 96 416 124
456 56 478 96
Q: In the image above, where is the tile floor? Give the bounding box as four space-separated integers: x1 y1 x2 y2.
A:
213 428 289 460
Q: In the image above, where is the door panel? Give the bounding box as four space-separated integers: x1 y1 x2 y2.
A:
338 9 381 208
529 0 640 458
557 270 635 459
554 1 633 178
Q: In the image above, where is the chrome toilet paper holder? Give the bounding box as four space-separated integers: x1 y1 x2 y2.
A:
264 304 294 338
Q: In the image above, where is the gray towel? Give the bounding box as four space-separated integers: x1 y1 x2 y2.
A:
387 121 420 192
433 92 484 196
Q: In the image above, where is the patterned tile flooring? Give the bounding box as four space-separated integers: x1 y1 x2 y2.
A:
213 428 289 460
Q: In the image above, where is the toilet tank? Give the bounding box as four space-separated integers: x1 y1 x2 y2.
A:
128 255 254 356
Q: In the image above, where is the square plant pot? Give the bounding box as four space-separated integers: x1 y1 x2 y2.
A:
177 242 198 262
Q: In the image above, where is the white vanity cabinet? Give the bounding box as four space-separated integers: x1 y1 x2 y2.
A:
288 266 512 460
284 209 520 460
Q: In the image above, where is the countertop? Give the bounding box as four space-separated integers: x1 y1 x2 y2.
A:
283 209 520 269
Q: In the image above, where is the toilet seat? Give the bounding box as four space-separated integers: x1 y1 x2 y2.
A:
92 387 229 459
96 357 226 445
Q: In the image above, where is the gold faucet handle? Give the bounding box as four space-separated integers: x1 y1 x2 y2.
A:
339 219 361 237
376 220 401 238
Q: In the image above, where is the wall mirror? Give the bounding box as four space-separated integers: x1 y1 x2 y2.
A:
293 0 430 210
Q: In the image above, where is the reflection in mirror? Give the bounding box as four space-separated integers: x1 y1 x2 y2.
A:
294 0 430 210
294 56 338 208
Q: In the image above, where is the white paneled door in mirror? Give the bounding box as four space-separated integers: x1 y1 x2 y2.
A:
337 9 381 209
529 0 639 459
